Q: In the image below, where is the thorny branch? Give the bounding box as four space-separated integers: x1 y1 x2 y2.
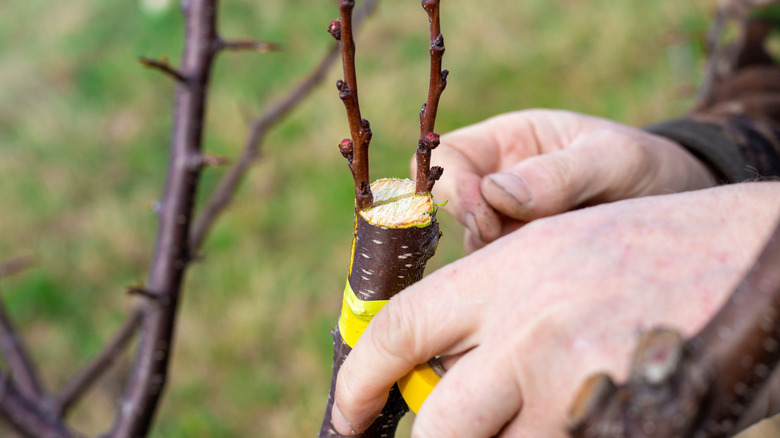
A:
331 0 374 211
568 218 780 438
416 0 448 194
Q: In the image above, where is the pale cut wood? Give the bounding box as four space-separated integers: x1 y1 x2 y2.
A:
361 178 434 227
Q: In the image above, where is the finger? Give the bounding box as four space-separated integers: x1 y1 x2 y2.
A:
332 270 486 434
464 221 525 254
412 343 523 438
413 150 503 243
480 130 643 221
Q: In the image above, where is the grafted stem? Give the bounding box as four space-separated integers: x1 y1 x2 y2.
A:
415 0 448 194
331 0 373 211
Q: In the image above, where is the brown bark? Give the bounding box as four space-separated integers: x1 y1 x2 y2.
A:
415 0 448 195
320 179 440 438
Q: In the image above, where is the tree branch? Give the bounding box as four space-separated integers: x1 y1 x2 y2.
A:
139 57 187 83
0 298 45 403
0 256 35 279
332 0 373 211
0 371 74 438
415 0 447 194
0 256 44 403
216 38 279 53
189 0 380 250
50 307 143 418
106 0 219 435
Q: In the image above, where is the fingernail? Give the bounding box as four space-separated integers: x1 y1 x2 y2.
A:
464 212 483 242
486 172 531 205
332 401 356 435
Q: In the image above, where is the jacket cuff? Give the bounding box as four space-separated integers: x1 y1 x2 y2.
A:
645 119 750 184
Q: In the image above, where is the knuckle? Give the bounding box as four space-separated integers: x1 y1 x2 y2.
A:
371 293 423 363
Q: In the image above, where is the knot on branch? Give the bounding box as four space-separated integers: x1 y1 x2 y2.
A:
328 19 342 40
432 34 445 53
336 79 350 100
425 166 443 192
339 138 354 164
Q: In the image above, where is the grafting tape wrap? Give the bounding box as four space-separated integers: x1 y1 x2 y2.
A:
338 280 440 414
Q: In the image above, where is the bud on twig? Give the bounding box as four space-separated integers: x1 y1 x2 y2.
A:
328 19 342 40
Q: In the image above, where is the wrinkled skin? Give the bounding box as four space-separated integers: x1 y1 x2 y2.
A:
333 182 780 437
422 110 716 253
330 110 780 437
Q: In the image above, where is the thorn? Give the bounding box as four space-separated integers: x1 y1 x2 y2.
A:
139 56 187 83
328 19 342 40
217 38 280 53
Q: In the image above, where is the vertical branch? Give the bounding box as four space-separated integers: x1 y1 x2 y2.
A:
330 0 373 211
415 0 448 194
107 0 218 436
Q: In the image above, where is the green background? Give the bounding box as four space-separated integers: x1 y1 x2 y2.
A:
2 0 774 436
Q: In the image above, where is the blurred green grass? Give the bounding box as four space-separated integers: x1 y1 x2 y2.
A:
3 0 762 436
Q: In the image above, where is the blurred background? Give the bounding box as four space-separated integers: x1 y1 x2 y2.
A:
1 0 776 436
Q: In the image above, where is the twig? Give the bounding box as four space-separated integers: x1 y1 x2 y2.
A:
190 0 380 250
332 0 373 211
216 38 279 53
415 0 448 194
0 371 74 438
0 256 35 279
107 0 219 435
51 308 143 417
139 57 187 83
0 298 45 402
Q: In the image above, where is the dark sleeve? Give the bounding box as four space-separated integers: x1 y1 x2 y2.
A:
646 116 780 183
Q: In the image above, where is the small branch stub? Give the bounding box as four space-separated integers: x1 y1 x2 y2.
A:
139 56 187 83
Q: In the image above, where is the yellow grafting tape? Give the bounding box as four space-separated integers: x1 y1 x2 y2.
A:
337 280 441 414
338 281 388 349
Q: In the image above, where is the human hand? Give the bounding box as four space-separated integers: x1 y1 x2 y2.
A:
332 182 780 437
415 110 716 252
